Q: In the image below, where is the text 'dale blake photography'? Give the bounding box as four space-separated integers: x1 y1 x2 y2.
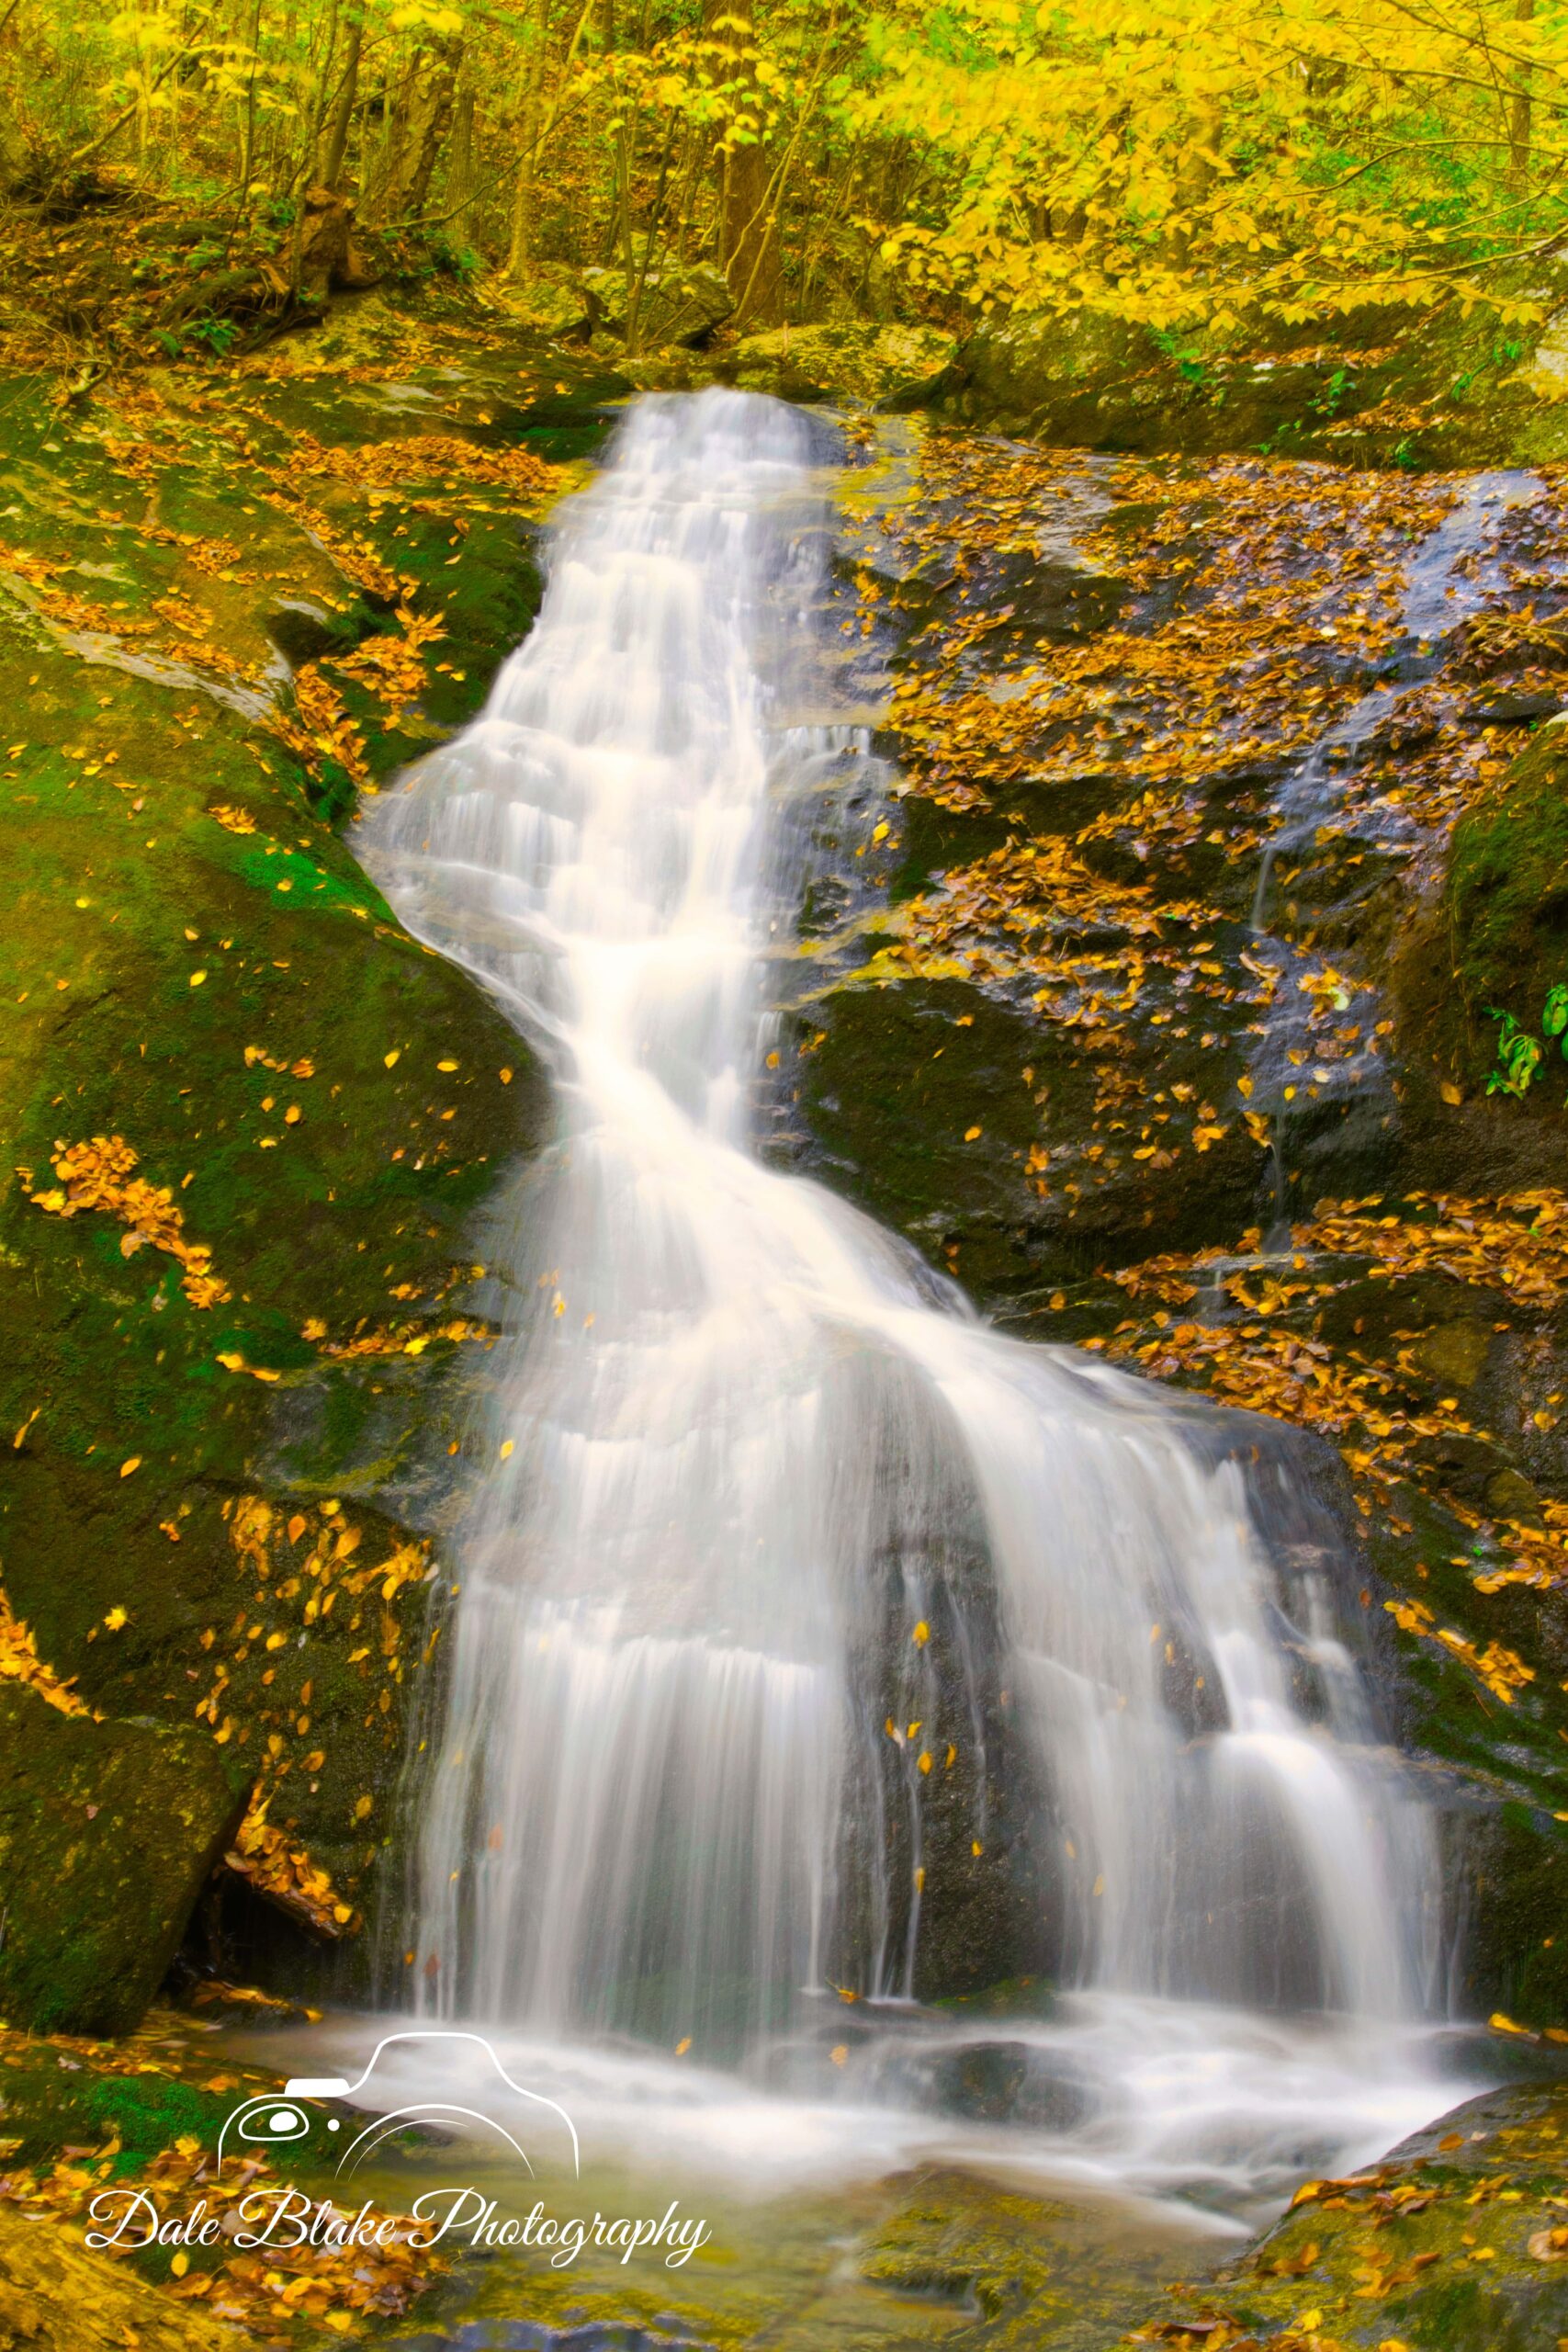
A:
2 4 1568 2349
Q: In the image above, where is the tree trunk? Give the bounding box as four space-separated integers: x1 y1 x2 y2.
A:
1507 0 1535 198
360 66 404 224
505 0 552 277
385 35 462 221
714 0 780 323
0 88 28 197
447 71 475 232
321 6 363 191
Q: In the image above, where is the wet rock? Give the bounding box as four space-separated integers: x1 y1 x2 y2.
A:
1461 689 1564 726
929 2041 1092 2132
804 421 1568 2042
1157 2075 1568 2352
826 1354 1057 2004
0 1685 249 2034
931 2040 1032 2121
783 975 1265 1308
1448 1786 1568 2029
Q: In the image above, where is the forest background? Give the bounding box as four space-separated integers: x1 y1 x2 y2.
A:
6 0 1568 362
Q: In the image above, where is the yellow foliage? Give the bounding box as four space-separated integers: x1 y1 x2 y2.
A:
28 1136 228 1310
850 0 1568 325
0 1584 94 1717
226 1793 359 1937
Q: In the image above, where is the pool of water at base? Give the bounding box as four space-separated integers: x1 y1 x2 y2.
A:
221 1996 1486 2350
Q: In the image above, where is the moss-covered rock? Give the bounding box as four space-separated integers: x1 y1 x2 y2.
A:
0 323 619 2012
0 2203 239 2352
1115 2075 1568 2350
856 2166 1172 2348
1445 714 1568 1076
720 322 956 407
785 971 1266 1300
0 1686 248 2034
583 259 733 347
935 294 1568 468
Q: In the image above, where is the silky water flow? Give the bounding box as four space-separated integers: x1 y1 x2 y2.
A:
359 390 1462 2217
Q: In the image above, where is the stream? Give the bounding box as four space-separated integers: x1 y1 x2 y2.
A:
254 392 1490 2296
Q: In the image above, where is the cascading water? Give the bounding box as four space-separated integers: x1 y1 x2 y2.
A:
360 390 1456 2209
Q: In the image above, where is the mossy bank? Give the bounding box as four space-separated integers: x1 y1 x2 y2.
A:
0 292 630 2018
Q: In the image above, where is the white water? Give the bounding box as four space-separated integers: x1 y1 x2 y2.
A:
360 390 1459 2214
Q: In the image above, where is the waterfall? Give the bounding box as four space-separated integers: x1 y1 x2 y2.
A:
361 391 1444 2184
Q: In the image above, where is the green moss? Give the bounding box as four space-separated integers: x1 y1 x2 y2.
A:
940 297 1568 469
1116 2078 1568 2351
396 2157 1175 2352
1447 717 1568 1084
0 329 592 2010
0 1688 249 2035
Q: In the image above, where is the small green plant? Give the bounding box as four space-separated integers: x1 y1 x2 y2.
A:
1314 365 1353 417
1485 985 1568 1095
186 313 240 356
1487 1011 1542 1095
425 232 479 282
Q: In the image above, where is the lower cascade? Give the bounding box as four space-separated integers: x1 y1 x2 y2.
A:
362 390 1454 2207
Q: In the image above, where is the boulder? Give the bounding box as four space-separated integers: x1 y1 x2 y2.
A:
939 306 1155 438
935 286 1568 466
499 267 591 340
724 321 955 407
581 260 733 348
0 1686 249 2034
